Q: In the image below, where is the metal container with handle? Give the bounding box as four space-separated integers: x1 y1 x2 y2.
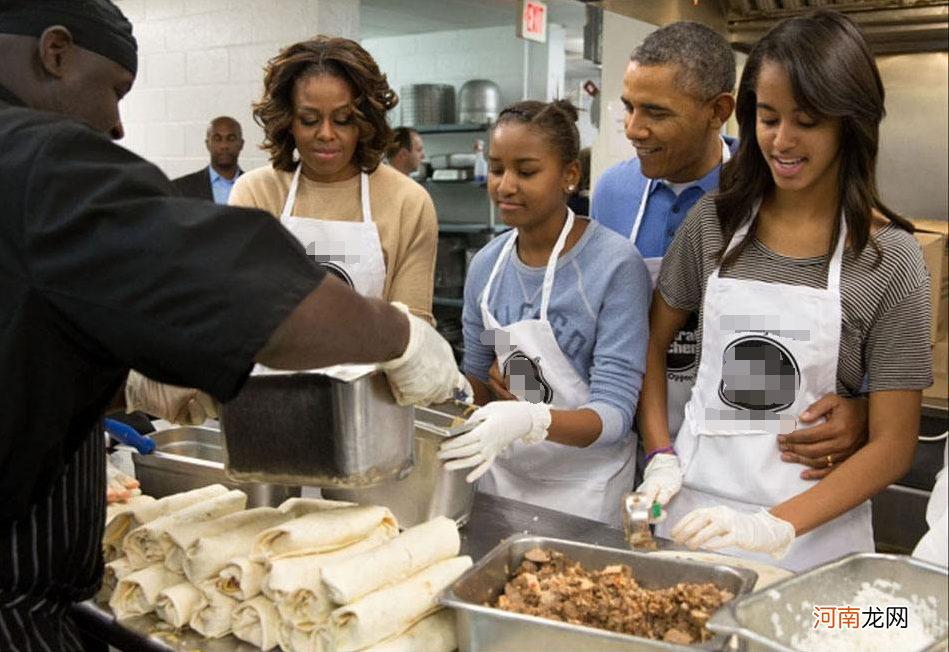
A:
324 400 477 527
132 426 300 508
220 367 414 488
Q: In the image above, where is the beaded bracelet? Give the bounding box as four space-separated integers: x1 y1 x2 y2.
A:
644 446 676 465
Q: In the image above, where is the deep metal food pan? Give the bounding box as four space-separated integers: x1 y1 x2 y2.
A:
132 426 300 508
324 427 476 527
439 534 757 652
220 370 414 488
325 401 477 526
708 552 949 652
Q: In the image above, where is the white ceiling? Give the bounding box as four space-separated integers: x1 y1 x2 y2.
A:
360 0 588 41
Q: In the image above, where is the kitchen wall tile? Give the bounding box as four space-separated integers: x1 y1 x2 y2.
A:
146 123 186 158
123 88 166 123
229 44 279 84
146 52 186 87
187 49 229 86
144 0 185 21
116 0 145 22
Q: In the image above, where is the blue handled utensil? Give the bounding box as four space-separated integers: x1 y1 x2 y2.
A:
103 418 155 455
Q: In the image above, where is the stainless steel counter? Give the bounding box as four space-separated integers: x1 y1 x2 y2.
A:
71 492 640 652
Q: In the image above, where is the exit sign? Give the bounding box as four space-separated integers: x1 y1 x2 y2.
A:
517 0 547 44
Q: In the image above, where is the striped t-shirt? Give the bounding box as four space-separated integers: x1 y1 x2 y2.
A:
657 194 932 395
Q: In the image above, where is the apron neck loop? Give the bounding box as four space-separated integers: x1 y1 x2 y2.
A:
630 136 730 245
719 200 848 291
480 207 576 324
281 166 372 224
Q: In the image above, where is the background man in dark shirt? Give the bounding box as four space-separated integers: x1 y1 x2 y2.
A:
0 2 465 649
173 116 245 204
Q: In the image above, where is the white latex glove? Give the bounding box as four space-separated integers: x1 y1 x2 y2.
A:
671 506 796 559
378 303 473 406
437 400 552 483
106 455 140 504
635 453 683 507
125 370 218 425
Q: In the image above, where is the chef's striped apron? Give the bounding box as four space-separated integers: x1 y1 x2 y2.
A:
0 428 106 651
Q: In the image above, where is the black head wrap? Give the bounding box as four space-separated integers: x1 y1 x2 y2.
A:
0 0 137 75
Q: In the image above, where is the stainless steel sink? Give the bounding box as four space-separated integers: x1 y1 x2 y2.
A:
132 426 300 508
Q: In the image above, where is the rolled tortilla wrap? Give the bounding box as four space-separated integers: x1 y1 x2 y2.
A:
277 497 355 514
96 556 134 603
278 621 319 652
216 557 268 601
232 595 281 651
154 581 203 629
321 516 460 605
321 556 472 652
183 498 346 583
124 489 246 569
104 485 227 559
103 495 156 561
251 505 397 560
363 609 457 652
109 564 183 619
264 529 391 627
162 506 283 572
190 579 240 639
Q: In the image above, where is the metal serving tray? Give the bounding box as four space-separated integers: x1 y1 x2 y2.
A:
708 552 949 652
132 426 299 508
439 534 757 652
221 370 414 488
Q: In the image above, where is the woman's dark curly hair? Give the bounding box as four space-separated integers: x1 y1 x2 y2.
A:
254 35 398 173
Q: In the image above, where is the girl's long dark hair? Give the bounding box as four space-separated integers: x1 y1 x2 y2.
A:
716 9 913 269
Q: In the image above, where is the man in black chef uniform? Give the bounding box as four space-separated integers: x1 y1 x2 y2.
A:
0 2 467 649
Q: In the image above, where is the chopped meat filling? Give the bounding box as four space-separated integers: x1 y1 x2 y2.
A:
494 548 734 644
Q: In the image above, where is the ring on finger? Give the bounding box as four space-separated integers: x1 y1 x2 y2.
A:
826 454 834 468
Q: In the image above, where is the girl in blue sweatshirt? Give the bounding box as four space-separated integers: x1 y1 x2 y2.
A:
438 99 652 525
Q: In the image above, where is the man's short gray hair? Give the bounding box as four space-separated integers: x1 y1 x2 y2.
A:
631 22 735 100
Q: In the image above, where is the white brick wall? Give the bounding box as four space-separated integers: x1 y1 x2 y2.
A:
115 0 359 180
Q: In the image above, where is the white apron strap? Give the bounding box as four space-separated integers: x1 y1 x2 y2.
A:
479 208 576 324
281 164 303 220
479 230 519 317
631 136 730 245
629 179 652 244
359 172 372 224
539 208 575 322
717 202 847 291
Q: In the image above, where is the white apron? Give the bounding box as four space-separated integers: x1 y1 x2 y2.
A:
656 211 874 571
631 137 731 438
477 208 636 526
280 165 386 298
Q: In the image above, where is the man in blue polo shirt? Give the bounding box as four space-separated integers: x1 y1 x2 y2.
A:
592 22 867 486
